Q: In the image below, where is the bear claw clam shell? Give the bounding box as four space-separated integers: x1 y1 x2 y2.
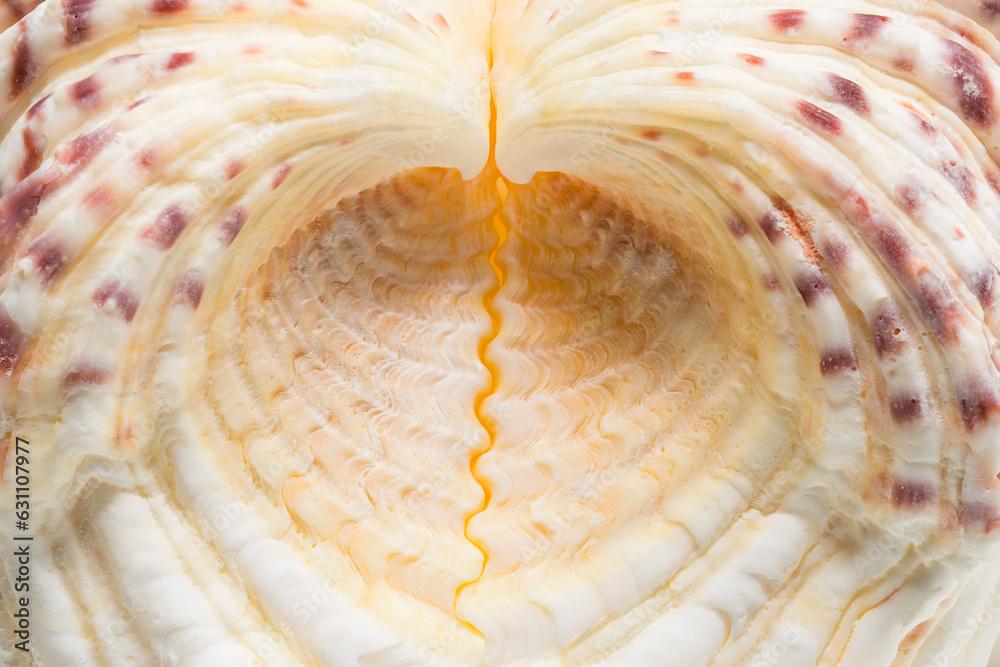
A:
1 1 1000 666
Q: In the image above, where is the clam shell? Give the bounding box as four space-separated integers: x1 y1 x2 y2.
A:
1 1 999 665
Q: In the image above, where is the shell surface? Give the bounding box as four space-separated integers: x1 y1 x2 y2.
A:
1 1 1000 665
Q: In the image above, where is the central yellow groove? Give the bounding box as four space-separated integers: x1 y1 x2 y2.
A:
455 173 508 634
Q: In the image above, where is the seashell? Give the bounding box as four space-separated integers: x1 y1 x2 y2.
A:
0 1 999 665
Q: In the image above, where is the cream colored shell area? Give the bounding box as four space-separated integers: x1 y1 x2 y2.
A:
0 0 999 666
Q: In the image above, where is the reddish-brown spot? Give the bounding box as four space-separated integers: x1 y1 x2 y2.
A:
92 279 139 322
71 74 100 109
958 378 1000 431
822 237 850 271
0 178 44 244
165 51 195 71
136 148 157 170
110 53 141 65
10 23 37 100
272 163 292 189
760 208 786 243
762 274 781 291
62 360 108 387
740 53 766 66
82 184 115 210
174 272 203 308
151 0 187 13
847 14 889 42
19 127 44 180
820 348 858 375
909 110 936 135
894 183 924 213
218 206 247 245
727 216 749 238
960 501 1000 532
0 307 24 374
762 201 818 259
870 223 911 275
63 0 95 45
770 10 805 32
290 0 307 7
830 75 869 115
987 170 1000 197
640 129 662 141
56 126 111 172
889 394 924 423
916 272 962 342
142 204 187 250
945 40 995 127
797 100 842 135
127 97 150 111
794 267 831 306
225 160 245 180
893 56 915 72
675 71 695 82
871 302 906 359
972 266 997 308
941 161 977 203
892 478 936 508
25 236 66 285
434 13 449 29
985 1 1000 20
